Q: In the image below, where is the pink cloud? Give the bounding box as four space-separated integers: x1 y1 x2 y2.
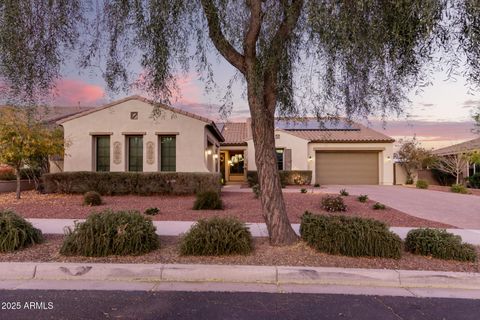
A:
50 79 105 106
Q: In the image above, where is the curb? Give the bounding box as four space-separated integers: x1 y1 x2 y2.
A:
0 262 479 291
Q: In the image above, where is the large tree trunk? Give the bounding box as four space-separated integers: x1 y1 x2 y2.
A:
15 167 21 200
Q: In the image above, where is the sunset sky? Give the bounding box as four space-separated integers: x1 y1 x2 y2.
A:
51 54 480 151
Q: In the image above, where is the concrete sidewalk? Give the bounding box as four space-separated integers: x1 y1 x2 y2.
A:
0 262 479 299
27 218 480 245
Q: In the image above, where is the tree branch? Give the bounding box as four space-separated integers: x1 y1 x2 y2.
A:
200 0 246 74
244 0 262 61
263 0 303 112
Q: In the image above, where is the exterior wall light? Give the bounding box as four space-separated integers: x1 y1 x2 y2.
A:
206 149 212 155
308 155 313 161
213 154 218 159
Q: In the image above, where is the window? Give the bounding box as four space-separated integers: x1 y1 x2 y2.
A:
160 136 176 171
229 151 244 174
276 148 284 170
95 136 110 172
128 136 143 172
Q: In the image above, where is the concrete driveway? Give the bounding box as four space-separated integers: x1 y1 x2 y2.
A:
321 185 480 229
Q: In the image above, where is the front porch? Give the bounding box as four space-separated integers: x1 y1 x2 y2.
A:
220 148 247 183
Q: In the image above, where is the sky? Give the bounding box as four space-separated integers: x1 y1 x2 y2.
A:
51 50 480 151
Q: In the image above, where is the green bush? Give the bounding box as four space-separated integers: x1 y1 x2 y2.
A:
416 179 429 189
405 228 477 262
246 170 312 187
357 194 368 203
60 210 159 256
321 195 347 212
450 183 468 194
180 217 253 256
468 173 480 189
314 183 320 188
300 212 402 258
339 188 349 196
0 210 43 252
300 188 308 193
144 207 160 216
252 184 261 199
193 191 224 210
42 172 221 196
373 202 386 210
83 191 102 206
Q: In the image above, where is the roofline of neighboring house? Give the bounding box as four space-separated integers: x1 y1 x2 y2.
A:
56 95 224 142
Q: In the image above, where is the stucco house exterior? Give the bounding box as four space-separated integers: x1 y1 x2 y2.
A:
432 137 480 178
56 95 395 185
58 96 223 174
220 119 395 185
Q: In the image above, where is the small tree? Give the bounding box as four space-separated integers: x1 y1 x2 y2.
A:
0 108 64 199
432 152 471 185
395 137 432 184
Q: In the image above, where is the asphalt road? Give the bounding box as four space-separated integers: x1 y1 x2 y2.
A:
0 290 479 320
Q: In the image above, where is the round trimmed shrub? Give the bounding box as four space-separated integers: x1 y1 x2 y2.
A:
180 217 253 256
450 184 468 194
416 180 429 189
193 191 224 210
83 191 102 206
144 207 160 216
0 210 43 252
405 228 477 262
300 212 402 259
321 195 347 212
60 210 159 257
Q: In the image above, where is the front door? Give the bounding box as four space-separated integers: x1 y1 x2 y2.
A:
220 150 246 182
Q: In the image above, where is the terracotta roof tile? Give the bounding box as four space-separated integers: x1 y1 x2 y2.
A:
220 122 248 145
433 137 480 155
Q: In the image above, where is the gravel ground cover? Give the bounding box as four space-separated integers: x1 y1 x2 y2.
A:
0 190 452 228
0 235 477 272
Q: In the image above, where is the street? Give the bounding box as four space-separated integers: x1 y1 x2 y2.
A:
0 290 478 320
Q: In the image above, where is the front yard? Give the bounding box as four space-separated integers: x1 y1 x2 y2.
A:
0 190 451 228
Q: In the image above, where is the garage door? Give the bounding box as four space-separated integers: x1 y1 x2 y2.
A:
315 151 379 185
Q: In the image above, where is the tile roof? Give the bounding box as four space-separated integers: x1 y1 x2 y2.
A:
220 119 394 145
433 137 480 155
220 122 248 145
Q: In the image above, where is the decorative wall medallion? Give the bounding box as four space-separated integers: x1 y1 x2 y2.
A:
113 141 122 164
146 141 155 165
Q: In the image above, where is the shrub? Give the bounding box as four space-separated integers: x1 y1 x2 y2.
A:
321 195 347 212
314 183 320 188
373 202 386 210
0 167 42 181
0 210 43 252
83 191 102 206
416 179 429 189
468 173 480 189
405 228 477 262
193 191 224 210
339 189 349 196
450 183 468 194
60 210 159 256
42 172 222 196
405 177 414 185
300 212 402 258
180 217 253 256
252 184 261 199
144 207 160 216
300 188 308 193
357 194 368 203
246 170 312 187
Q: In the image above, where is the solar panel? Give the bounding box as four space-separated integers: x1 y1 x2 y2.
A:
274 119 359 131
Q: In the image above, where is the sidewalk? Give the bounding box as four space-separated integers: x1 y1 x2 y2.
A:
0 262 479 299
27 218 480 245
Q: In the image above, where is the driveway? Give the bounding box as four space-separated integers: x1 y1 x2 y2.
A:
320 185 480 229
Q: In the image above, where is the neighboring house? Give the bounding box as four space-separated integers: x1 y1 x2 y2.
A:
220 118 395 185
58 96 223 173
432 137 480 178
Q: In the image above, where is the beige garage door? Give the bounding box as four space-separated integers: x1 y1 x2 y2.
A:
315 151 379 185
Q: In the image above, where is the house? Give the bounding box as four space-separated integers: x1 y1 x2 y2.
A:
58 96 223 173
220 118 395 185
57 95 395 185
432 137 480 178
